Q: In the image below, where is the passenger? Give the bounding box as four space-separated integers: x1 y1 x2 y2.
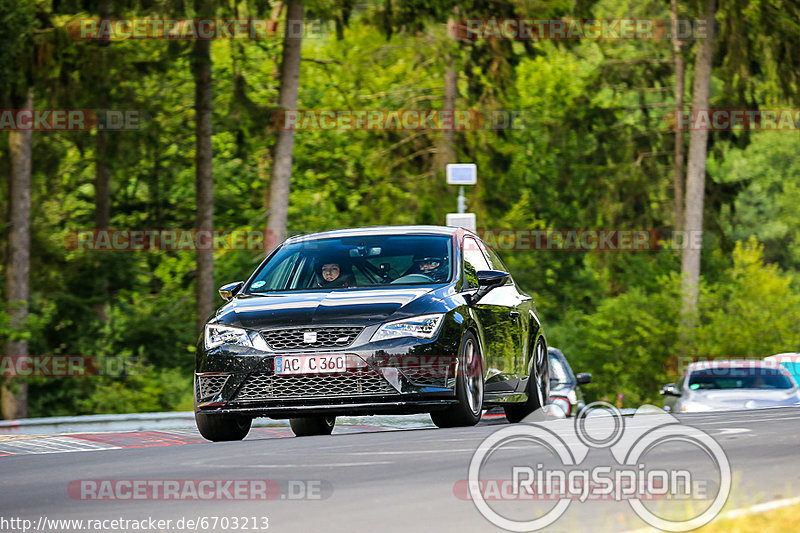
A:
316 258 355 288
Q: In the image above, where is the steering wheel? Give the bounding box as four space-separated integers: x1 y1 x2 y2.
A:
390 273 434 284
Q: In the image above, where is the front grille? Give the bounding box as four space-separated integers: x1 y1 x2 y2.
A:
404 374 449 388
197 374 229 399
401 364 451 388
235 371 396 402
261 326 363 351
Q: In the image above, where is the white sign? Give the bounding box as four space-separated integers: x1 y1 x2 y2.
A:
446 213 477 232
446 163 477 185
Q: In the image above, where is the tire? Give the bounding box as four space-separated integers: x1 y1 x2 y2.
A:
504 337 549 423
431 331 484 428
290 416 336 437
195 412 252 442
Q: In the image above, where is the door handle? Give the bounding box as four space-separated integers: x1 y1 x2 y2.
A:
509 311 520 320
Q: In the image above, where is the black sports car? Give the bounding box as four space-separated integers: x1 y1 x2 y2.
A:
194 226 549 440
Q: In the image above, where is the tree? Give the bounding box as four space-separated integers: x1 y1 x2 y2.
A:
2 88 33 419
193 0 215 333
433 15 459 175
266 0 304 252
93 0 113 322
680 0 716 327
0 0 38 420
94 0 112 232
670 0 685 231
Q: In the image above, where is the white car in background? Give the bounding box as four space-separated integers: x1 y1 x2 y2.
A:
661 359 800 412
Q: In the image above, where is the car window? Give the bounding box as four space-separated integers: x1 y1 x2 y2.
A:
463 237 491 289
778 362 800 384
247 234 453 291
480 242 514 285
688 367 795 390
548 353 574 385
255 250 301 291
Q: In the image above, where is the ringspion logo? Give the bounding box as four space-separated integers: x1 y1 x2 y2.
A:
463 404 730 531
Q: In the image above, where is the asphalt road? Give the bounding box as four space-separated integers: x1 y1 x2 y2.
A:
1 408 799 533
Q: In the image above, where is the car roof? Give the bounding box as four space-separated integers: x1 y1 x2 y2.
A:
284 225 465 244
548 347 566 359
688 359 789 372
765 353 800 363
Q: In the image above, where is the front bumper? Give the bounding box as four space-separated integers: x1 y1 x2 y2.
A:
195 341 460 418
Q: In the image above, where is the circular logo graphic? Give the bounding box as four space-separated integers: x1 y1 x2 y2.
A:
466 405 731 532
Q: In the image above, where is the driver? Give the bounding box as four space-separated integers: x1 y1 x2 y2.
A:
407 255 449 282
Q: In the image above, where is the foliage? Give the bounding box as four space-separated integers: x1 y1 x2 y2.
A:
551 240 800 407
0 0 797 416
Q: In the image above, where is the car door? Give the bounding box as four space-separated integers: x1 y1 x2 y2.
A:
462 236 521 394
478 239 530 376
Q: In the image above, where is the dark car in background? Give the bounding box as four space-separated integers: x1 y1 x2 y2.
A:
661 360 800 413
194 226 549 440
547 347 591 417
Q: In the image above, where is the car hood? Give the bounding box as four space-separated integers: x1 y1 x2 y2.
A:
216 287 442 329
688 388 800 409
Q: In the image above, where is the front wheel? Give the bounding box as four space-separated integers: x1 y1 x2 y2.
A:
290 416 336 436
504 337 548 423
195 412 252 442
431 331 484 428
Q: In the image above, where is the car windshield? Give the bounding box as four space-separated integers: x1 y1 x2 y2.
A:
247 234 453 292
688 367 795 390
777 362 800 383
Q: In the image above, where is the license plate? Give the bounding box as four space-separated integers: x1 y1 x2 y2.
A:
274 355 346 375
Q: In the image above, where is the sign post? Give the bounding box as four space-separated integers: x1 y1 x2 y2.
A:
446 164 477 231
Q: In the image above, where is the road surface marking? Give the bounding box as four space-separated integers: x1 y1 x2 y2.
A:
621 495 800 533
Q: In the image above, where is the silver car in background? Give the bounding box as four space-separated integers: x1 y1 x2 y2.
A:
661 360 800 413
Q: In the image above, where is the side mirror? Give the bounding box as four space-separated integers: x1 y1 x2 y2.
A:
660 383 681 397
218 281 244 301
576 373 592 385
468 270 509 304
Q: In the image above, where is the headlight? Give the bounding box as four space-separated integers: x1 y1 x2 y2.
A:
681 401 712 412
370 314 445 342
204 324 253 350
